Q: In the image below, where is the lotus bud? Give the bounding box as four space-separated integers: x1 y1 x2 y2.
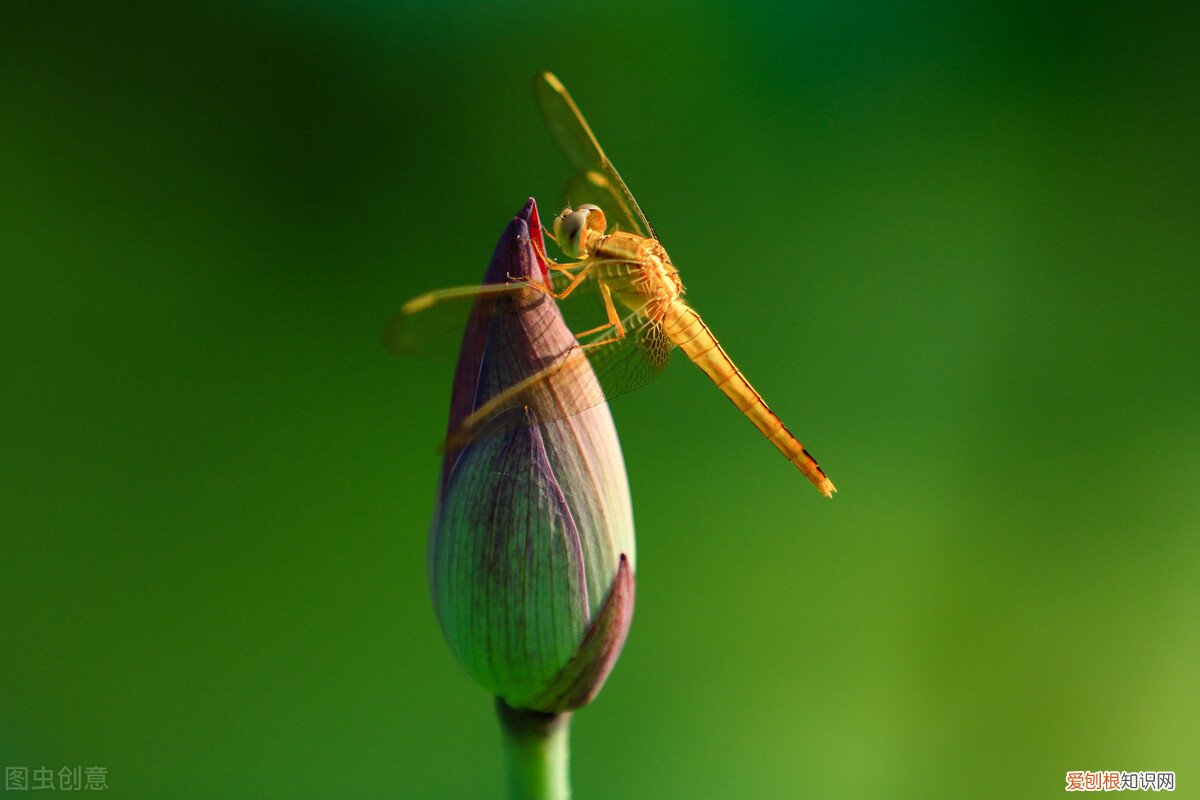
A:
429 198 636 713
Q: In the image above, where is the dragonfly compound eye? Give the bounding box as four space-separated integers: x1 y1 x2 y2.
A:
555 208 590 258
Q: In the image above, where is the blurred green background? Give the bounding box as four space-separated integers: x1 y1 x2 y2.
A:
2 2 1197 797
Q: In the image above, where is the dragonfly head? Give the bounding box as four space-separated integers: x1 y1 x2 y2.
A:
553 204 606 258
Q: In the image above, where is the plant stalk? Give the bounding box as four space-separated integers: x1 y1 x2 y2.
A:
496 698 572 800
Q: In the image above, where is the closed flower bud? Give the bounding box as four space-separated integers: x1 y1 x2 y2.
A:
429 199 635 713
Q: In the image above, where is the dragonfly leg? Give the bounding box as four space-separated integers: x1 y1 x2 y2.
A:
551 260 601 301
530 229 588 273
506 257 586 285
578 282 627 347
526 231 555 269
535 261 590 283
514 260 598 299
546 261 587 276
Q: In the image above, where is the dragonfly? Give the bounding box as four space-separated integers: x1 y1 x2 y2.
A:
387 71 836 497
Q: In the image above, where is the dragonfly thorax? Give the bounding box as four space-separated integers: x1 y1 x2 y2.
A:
589 230 684 323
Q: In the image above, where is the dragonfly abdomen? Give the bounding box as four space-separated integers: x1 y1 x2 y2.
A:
662 301 836 497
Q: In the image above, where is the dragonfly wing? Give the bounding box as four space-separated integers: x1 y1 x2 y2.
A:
446 302 674 449
559 169 656 241
577 306 673 402
385 272 671 448
383 282 540 357
534 71 658 240
382 271 589 358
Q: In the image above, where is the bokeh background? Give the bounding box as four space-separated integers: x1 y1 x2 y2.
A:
2 2 1197 797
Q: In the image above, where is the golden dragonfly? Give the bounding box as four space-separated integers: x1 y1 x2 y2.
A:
387 71 835 497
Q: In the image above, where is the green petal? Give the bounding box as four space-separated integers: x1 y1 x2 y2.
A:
432 407 590 700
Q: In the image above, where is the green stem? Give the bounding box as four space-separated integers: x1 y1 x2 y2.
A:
496 698 572 800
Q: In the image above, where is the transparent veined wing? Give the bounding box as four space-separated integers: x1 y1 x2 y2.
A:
534 71 658 241
446 296 675 449
576 305 673 401
382 265 614 358
382 281 551 358
384 270 674 448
